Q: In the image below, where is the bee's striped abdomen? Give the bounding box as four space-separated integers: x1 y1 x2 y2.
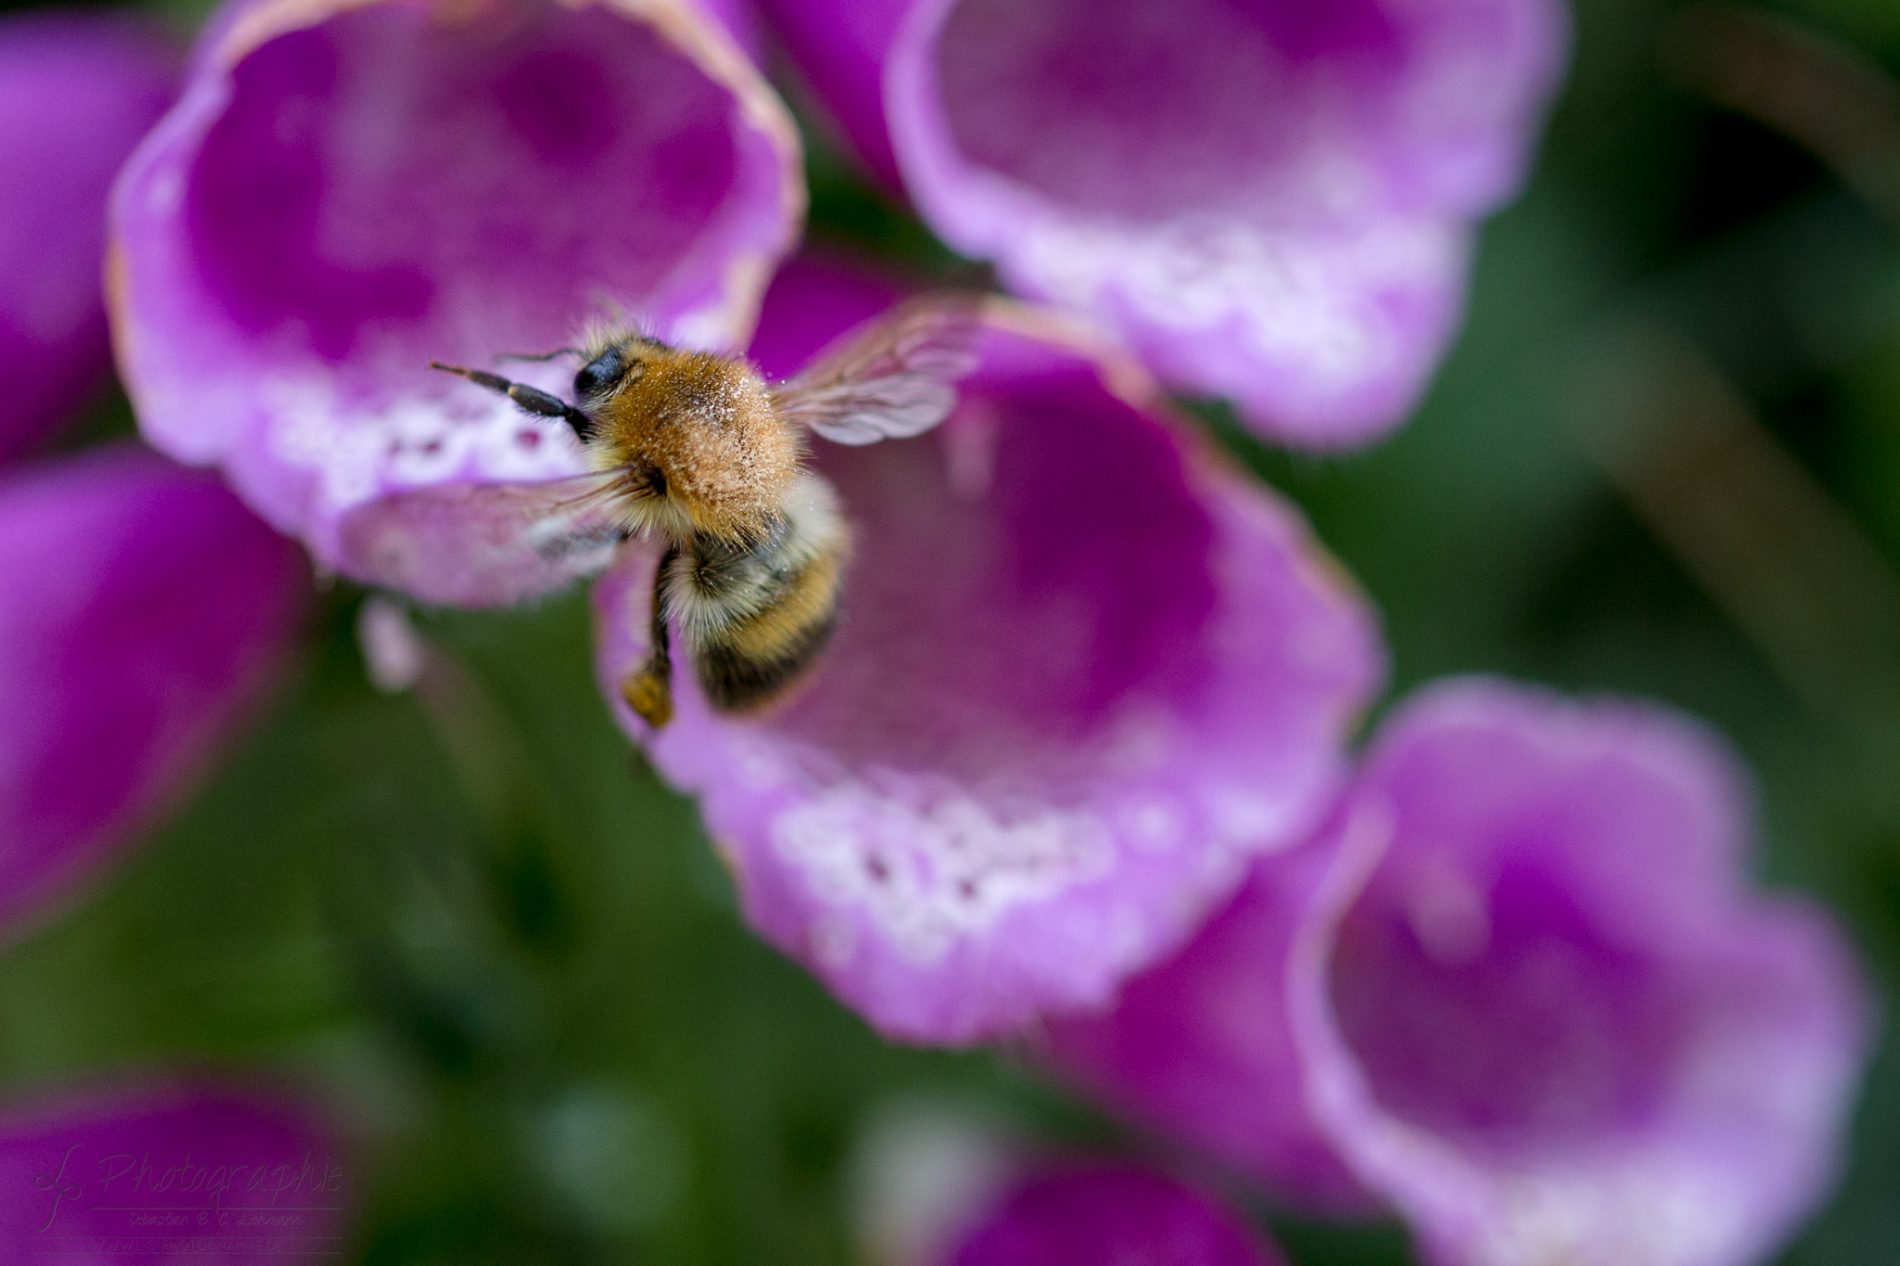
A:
695 572 841 711
673 472 849 714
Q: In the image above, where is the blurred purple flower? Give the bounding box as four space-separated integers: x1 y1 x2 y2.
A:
851 1106 1280 1266
0 11 173 461
592 253 1383 1043
1049 678 1873 1265
936 1161 1281 1266
756 0 1567 448
109 0 804 603
0 1078 350 1261
0 445 305 941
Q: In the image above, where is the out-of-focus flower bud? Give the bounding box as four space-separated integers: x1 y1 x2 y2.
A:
0 11 174 460
850 1104 1281 1266
0 445 304 941
934 1162 1279 1266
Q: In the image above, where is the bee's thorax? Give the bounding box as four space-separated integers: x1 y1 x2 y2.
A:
584 348 802 544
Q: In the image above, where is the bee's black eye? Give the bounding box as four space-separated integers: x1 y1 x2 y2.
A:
574 349 623 399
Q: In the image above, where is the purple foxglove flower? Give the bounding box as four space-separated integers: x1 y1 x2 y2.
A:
0 1078 350 1261
0 11 174 461
1049 678 1873 1266
109 0 804 605
592 252 1383 1043
756 0 1567 447
936 1161 1281 1266
0 445 305 941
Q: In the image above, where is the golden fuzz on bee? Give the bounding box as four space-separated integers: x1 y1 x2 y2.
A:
582 341 803 545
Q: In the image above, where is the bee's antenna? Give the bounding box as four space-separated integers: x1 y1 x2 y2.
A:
494 347 582 365
429 362 594 441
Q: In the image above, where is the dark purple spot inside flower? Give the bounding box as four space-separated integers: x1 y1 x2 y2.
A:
493 50 617 165
931 0 1406 220
187 27 432 356
1248 0 1405 62
1330 855 1681 1160
180 6 743 366
787 352 1218 779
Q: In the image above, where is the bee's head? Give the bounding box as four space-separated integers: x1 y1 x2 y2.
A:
581 335 802 541
571 333 664 407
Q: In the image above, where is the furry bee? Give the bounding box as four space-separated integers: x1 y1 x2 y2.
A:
420 297 977 728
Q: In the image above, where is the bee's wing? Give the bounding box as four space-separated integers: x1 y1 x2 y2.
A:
769 294 983 445
338 470 632 606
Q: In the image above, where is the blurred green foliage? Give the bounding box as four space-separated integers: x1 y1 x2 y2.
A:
2 0 1898 1261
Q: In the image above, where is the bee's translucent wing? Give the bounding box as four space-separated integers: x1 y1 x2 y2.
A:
337 470 633 606
769 294 983 445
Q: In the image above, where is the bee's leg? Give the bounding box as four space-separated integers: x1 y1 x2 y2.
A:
428 362 594 441
621 544 679 729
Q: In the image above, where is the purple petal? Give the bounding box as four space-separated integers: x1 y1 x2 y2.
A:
1300 680 1875 1266
743 249 914 379
0 12 174 462
881 0 1567 447
0 1078 350 1262
750 0 911 190
692 0 763 60
0 444 305 941
593 254 1383 1043
940 1161 1282 1266
110 0 804 605
1042 837 1375 1213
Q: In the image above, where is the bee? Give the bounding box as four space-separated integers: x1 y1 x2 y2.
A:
412 297 978 729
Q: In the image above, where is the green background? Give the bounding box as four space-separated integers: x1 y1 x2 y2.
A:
3 0 1897 1260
